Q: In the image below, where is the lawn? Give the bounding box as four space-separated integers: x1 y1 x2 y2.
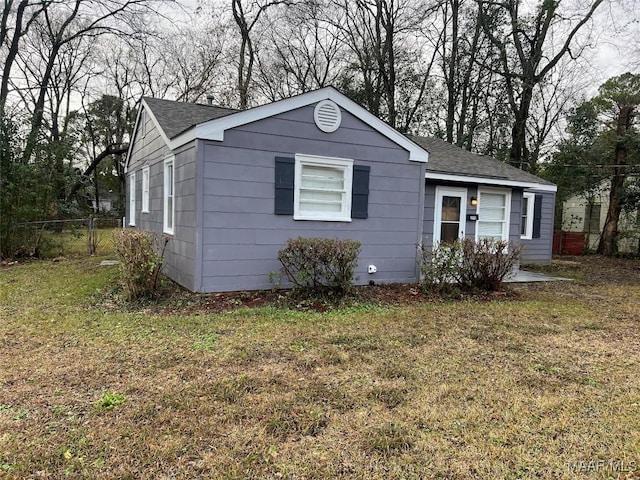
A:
1 237 639 479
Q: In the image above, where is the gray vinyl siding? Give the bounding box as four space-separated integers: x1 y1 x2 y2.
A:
423 183 435 241
126 114 198 290
521 190 555 264
198 104 424 292
509 190 522 243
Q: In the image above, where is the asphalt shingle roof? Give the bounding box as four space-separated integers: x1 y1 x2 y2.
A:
141 97 553 187
408 135 555 186
142 97 238 139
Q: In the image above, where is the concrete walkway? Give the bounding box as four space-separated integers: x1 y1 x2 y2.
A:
506 270 572 283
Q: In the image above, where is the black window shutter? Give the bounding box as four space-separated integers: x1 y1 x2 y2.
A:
532 194 543 239
274 157 295 215
351 165 370 219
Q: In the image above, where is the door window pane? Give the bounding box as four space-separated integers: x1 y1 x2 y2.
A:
442 196 461 221
441 223 460 243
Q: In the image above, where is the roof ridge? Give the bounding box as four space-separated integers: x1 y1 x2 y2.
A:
143 96 239 112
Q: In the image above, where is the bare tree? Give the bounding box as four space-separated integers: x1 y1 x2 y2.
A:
526 58 590 170
329 0 438 132
438 0 498 149
0 0 50 115
231 0 294 109
478 0 605 172
254 1 343 101
0 0 163 162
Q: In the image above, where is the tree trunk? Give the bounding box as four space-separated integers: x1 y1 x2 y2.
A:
444 0 458 144
22 43 60 162
597 105 633 255
597 173 625 255
1 0 29 115
509 83 534 171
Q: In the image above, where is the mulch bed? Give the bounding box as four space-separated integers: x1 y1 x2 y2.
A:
144 281 520 316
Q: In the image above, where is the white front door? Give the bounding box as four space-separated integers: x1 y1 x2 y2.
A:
434 187 467 246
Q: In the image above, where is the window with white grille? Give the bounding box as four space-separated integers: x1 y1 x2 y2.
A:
294 154 353 222
477 188 511 241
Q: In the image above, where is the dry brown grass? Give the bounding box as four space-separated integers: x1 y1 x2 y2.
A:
0 254 639 479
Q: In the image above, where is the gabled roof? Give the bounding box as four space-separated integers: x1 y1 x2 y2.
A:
134 87 429 163
409 136 556 192
142 97 238 139
130 89 555 191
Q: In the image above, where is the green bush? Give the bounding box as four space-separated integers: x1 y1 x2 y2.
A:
276 237 361 297
113 229 169 300
419 238 522 292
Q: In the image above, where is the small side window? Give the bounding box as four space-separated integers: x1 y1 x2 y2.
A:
521 192 535 239
128 172 136 226
141 166 150 213
584 203 601 233
163 157 174 234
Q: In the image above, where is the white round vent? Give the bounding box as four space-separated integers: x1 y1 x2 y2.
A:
314 100 342 133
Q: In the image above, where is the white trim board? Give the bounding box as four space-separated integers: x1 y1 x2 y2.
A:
168 87 429 163
425 171 557 192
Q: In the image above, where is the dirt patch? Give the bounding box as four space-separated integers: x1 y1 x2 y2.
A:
133 281 522 316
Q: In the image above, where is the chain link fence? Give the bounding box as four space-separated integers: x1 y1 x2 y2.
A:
6 216 123 258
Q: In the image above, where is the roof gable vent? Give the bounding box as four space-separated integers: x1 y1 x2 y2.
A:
314 100 342 133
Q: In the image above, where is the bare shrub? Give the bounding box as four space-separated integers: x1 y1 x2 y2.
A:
276 237 361 298
417 241 462 295
418 239 522 293
458 239 522 291
113 229 169 300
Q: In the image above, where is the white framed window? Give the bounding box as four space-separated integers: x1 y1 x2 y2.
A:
293 154 353 222
164 157 175 234
141 166 150 213
476 188 511 241
521 192 535 239
128 172 136 226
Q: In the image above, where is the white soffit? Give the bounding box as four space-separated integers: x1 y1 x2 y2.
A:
169 87 429 163
425 171 557 192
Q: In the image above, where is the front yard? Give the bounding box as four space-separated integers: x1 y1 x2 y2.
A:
1 245 639 479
